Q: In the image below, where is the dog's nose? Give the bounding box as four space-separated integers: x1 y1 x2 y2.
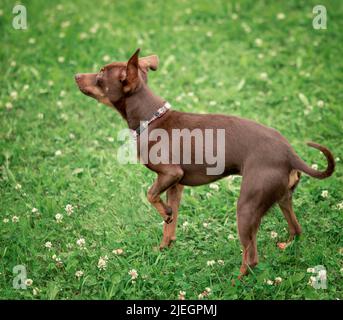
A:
74 74 82 81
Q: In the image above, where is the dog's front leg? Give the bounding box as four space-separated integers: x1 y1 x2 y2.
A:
160 184 184 249
147 166 184 225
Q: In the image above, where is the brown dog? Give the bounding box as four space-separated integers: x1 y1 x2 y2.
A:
75 49 335 276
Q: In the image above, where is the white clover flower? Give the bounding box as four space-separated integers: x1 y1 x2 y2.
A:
206 31 213 37
206 260 216 267
76 238 86 248
58 56 65 63
203 222 209 228
52 254 57 260
32 287 39 295
241 22 251 33
198 288 211 299
270 50 277 57
270 231 278 239
178 291 186 300
56 101 63 108
12 216 19 223
337 202 343 210
48 80 54 87
32 208 38 214
79 32 88 40
274 277 282 284
187 92 194 97
266 279 274 285
15 183 22 190
317 100 324 107
90 24 99 34
217 260 225 266
255 38 263 47
60 90 66 97
65 204 74 216
128 269 138 280
276 13 286 20
98 255 108 270
10 91 18 99
311 164 318 170
10 61 16 67
23 84 29 91
321 190 329 198
75 270 84 278
55 213 63 223
209 183 219 191
103 55 111 62
37 113 44 119
260 72 268 81
182 221 189 228
55 150 62 156
69 133 75 139
60 113 68 122
307 267 315 273
25 279 33 287
258 53 264 59
3 218 9 223
28 38 36 44
185 8 192 14
231 13 238 20
5 102 13 110
228 234 235 240
112 248 124 255
61 21 71 28
45 241 52 249
107 137 114 142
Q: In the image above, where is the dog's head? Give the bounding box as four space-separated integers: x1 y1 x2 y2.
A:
75 49 159 107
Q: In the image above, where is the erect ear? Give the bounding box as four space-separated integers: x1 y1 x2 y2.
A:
139 55 159 71
122 48 140 93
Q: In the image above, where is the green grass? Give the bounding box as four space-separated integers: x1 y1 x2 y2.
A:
1 0 342 300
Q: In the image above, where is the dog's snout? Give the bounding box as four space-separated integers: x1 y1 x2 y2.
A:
74 74 82 82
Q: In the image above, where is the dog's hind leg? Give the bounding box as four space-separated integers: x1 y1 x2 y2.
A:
237 199 262 278
278 192 302 243
237 168 289 278
277 170 302 245
160 184 184 249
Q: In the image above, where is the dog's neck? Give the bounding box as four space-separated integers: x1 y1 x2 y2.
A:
119 83 165 130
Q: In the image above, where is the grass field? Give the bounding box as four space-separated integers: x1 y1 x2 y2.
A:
0 0 342 300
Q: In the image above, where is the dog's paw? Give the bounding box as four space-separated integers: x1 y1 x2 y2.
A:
164 216 173 224
159 238 175 250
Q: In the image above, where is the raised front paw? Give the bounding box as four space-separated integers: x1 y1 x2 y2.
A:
164 216 173 224
164 206 173 224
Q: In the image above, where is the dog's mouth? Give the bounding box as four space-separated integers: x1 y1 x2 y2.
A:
74 74 96 97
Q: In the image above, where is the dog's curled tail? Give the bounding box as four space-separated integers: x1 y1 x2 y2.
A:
291 142 335 179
